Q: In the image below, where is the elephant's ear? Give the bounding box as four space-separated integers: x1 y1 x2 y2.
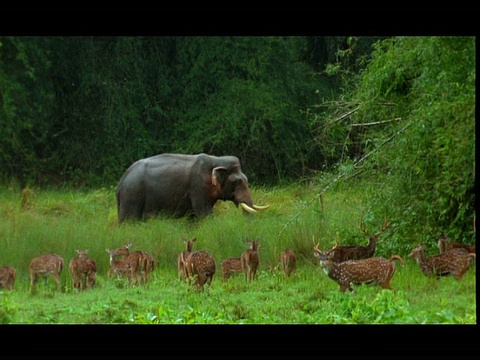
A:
212 166 228 187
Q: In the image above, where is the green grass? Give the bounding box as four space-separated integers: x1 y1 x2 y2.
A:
0 182 476 324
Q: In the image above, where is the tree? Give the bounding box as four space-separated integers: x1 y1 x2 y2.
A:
312 36 475 249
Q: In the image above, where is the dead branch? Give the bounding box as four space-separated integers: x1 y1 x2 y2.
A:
351 118 402 127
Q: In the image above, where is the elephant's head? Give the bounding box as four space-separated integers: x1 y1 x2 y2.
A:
211 157 269 214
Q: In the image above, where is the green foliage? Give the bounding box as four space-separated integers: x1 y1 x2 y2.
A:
308 36 475 249
353 37 475 249
0 36 334 186
0 293 16 324
0 36 475 324
0 185 475 324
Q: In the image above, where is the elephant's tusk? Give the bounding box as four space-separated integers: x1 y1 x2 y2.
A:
240 202 257 213
252 204 270 210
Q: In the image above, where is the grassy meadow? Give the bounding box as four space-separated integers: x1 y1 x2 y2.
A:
0 180 476 325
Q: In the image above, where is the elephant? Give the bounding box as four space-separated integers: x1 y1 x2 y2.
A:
116 153 269 222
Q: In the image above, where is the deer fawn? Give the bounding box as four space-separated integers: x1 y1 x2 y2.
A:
106 248 135 285
178 237 196 281
280 248 296 277
408 244 476 281
240 239 260 282
437 235 476 255
118 243 154 284
29 253 65 292
69 249 97 291
313 242 404 292
221 257 243 280
322 215 391 263
183 250 216 292
106 243 152 285
143 251 156 279
0 266 16 290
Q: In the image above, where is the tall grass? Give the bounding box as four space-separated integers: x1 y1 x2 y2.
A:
0 180 476 324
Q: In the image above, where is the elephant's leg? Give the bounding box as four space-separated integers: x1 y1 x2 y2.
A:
190 196 214 218
119 197 145 221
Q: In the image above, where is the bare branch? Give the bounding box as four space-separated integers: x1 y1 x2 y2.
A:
351 118 402 127
329 107 360 124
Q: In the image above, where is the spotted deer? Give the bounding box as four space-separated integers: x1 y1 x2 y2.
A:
240 239 260 282
119 243 154 284
325 215 391 263
183 250 216 292
106 243 152 285
29 253 65 292
131 249 155 283
313 242 404 292
437 235 476 255
106 248 135 285
178 237 196 281
280 248 296 277
221 257 243 280
142 251 156 279
69 249 97 291
408 244 476 281
0 266 16 290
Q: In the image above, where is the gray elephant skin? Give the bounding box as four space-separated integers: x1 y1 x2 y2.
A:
116 153 269 222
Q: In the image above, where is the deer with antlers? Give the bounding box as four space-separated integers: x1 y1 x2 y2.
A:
0 266 16 290
29 253 65 292
324 214 391 263
69 249 97 291
408 244 475 281
313 242 404 293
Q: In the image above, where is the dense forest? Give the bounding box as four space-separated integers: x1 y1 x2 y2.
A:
0 36 475 242
0 36 382 186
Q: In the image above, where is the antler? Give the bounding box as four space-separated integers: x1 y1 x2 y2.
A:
361 212 391 237
360 211 369 236
374 215 391 237
324 234 339 256
312 235 321 253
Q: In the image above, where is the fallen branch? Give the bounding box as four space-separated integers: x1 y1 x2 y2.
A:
351 117 402 127
329 107 360 124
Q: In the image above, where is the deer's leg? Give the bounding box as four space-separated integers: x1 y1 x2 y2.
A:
380 281 393 290
454 269 466 281
89 272 96 288
30 273 38 292
206 274 213 286
131 268 138 286
198 273 206 287
51 273 61 291
81 273 87 290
